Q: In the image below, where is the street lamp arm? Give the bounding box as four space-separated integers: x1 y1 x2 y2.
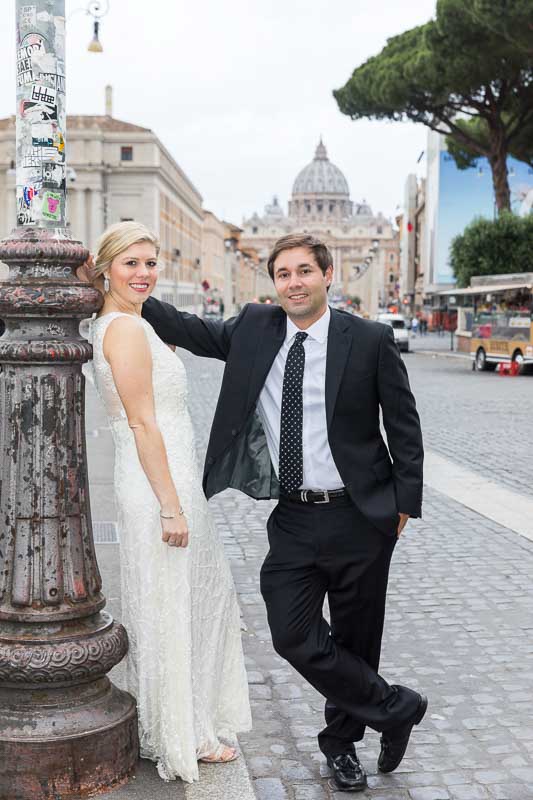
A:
66 0 109 21
87 0 110 18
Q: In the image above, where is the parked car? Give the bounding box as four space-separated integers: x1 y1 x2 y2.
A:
375 313 410 353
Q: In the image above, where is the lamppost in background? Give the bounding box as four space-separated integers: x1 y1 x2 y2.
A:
224 236 238 316
194 256 201 314
0 3 137 798
68 0 110 52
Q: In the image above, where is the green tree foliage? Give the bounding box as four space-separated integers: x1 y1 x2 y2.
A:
465 0 533 55
450 213 533 287
334 0 533 213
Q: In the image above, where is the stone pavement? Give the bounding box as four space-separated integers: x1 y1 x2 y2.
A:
84 347 533 800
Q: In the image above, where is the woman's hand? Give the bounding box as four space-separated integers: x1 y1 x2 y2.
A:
76 255 105 294
160 511 189 548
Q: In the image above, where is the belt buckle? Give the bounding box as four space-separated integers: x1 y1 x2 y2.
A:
314 489 330 504
300 490 308 502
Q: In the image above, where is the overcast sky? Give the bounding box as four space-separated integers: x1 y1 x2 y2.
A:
0 0 437 225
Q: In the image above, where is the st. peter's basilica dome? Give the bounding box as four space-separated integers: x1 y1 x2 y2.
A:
288 139 353 221
292 139 350 197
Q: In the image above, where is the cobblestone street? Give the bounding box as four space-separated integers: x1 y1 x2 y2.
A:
86 346 533 800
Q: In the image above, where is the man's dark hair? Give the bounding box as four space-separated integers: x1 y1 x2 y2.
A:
267 234 333 280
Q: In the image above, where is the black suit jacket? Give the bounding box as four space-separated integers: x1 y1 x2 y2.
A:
142 298 424 536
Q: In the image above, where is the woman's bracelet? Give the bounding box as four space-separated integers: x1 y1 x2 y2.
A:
160 507 184 519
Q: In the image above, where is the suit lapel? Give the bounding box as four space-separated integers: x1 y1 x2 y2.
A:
246 308 287 410
325 308 352 430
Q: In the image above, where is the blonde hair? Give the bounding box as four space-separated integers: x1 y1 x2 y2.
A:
94 221 160 277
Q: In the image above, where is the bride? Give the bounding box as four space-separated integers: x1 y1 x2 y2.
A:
83 221 251 783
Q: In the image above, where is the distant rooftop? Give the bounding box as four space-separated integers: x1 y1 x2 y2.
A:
0 115 151 133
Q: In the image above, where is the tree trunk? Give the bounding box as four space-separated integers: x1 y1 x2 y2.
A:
488 133 511 214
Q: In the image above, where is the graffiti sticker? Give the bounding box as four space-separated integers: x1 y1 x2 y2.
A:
22 185 38 207
42 162 64 186
30 83 57 107
41 191 62 221
22 145 62 164
20 100 57 122
53 130 65 154
17 48 34 86
32 135 54 148
17 197 36 225
20 5 37 27
21 150 41 168
16 33 46 86
38 72 65 93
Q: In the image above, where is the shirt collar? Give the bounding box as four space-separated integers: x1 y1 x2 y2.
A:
286 306 330 345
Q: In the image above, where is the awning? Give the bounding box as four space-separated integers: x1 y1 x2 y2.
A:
439 282 533 296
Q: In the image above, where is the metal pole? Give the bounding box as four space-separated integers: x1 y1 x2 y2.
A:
0 3 138 797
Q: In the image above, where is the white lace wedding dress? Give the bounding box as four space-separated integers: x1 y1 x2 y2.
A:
86 311 251 783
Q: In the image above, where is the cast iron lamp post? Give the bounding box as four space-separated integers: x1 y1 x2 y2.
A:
0 2 138 797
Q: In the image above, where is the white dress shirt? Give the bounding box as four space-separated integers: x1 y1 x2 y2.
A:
257 306 344 491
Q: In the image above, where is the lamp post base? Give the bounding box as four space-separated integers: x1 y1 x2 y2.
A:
0 679 138 799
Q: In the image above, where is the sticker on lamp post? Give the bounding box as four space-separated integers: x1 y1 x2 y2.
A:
20 5 38 27
41 190 61 221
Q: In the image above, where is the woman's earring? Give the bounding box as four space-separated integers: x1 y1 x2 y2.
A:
104 274 110 293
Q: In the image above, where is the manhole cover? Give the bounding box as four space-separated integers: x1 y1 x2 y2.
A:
93 521 119 544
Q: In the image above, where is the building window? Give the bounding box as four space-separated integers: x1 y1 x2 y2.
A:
390 253 395 261
252 226 258 234
121 146 133 161
317 202 323 212
329 203 335 213
377 225 383 233
121 217 134 222
389 274 395 283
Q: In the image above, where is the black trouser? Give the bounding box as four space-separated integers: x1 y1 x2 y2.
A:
259 495 420 758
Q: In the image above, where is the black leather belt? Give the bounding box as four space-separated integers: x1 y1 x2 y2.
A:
282 488 347 504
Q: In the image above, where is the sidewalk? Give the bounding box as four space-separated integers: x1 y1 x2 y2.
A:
408 332 470 360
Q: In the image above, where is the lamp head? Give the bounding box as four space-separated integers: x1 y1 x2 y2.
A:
88 20 103 52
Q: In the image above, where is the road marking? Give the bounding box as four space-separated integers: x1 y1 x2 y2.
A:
425 449 533 543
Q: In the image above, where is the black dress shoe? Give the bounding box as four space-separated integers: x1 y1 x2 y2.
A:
378 694 428 773
326 752 367 792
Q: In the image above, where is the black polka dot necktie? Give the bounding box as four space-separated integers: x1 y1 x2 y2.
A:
279 331 308 494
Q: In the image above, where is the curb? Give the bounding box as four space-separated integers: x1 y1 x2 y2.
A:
185 743 257 800
411 349 470 361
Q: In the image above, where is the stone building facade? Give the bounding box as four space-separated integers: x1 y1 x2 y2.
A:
240 140 400 315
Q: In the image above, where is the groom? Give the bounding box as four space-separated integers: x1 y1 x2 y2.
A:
142 233 427 792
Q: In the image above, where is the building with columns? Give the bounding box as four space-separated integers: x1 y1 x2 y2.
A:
240 140 400 316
